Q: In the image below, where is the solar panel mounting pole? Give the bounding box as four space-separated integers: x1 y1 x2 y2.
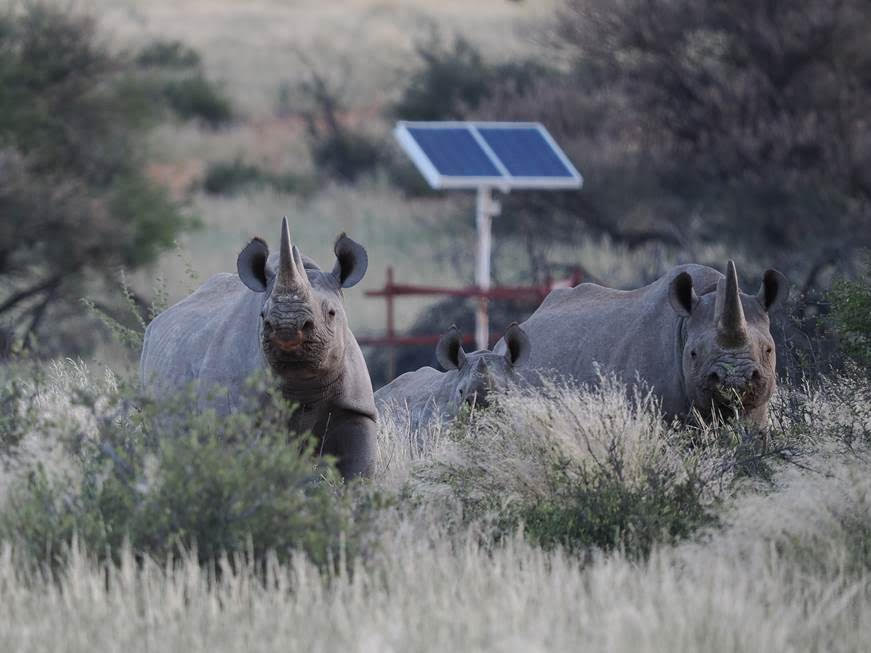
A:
393 121 583 352
475 186 499 350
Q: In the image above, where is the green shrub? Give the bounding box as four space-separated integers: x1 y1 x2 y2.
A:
414 379 718 559
293 68 383 182
0 374 363 569
392 34 549 121
827 254 871 371
0 373 39 456
202 159 310 196
310 130 382 183
136 39 200 68
162 74 233 127
202 159 269 194
518 456 713 558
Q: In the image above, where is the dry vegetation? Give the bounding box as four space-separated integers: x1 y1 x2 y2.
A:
0 361 869 651
2 2 869 649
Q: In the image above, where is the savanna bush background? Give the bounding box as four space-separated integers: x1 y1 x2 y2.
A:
1 0 870 650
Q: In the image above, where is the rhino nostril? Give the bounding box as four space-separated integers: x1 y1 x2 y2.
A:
708 371 721 386
751 369 761 381
263 318 273 330
301 319 314 333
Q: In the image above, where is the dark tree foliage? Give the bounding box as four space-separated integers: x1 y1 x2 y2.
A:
136 39 201 68
827 253 871 371
0 5 192 353
292 57 384 183
392 34 548 121
469 0 871 292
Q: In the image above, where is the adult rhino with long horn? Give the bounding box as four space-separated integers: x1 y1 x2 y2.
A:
140 217 376 477
375 323 531 430
504 261 788 425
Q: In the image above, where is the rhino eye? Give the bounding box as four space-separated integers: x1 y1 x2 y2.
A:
690 350 697 359
766 346 773 355
328 309 336 318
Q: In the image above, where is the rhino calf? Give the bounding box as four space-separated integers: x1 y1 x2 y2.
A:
508 261 788 425
140 217 377 478
375 323 531 430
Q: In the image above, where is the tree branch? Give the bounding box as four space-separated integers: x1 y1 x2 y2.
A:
0 276 62 316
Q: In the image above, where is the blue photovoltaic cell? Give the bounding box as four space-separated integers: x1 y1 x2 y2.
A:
407 127 501 177
477 127 572 178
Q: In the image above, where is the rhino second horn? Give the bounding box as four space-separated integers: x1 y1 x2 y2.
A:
292 245 313 293
715 260 748 347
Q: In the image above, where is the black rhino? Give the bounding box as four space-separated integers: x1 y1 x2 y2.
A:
140 217 377 477
502 261 788 425
375 323 531 429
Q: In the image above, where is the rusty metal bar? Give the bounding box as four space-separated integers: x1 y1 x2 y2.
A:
365 284 551 300
358 333 497 348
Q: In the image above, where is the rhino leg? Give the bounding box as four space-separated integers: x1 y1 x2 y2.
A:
318 410 377 478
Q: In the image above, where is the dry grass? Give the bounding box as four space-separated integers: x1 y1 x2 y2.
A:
136 181 474 334
92 0 557 116
0 361 868 651
1 506 865 653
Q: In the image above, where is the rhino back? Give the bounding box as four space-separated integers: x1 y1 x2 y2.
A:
518 264 723 415
140 273 263 411
375 366 450 424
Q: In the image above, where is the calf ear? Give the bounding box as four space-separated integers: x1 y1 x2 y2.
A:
503 322 531 367
757 269 789 312
237 237 269 292
436 325 466 370
332 233 368 288
668 271 698 317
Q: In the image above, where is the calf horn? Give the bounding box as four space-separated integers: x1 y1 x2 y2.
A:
715 260 748 347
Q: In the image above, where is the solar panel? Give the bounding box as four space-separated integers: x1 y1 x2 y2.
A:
394 121 582 190
406 127 501 177
477 127 573 178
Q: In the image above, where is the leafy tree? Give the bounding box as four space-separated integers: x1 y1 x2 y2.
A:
828 253 871 371
0 5 193 353
466 0 871 291
392 33 548 121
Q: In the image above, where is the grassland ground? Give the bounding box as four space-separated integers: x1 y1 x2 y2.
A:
0 361 868 651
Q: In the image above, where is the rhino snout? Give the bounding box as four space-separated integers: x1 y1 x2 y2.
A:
264 317 314 334
706 362 765 401
465 390 490 409
263 306 315 333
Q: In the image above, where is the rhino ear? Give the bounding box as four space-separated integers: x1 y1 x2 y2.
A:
436 325 466 370
237 237 270 292
332 233 368 288
758 269 789 313
503 322 531 367
668 271 699 317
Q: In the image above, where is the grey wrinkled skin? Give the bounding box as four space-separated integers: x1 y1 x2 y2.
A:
499 261 789 425
140 217 376 478
375 323 531 430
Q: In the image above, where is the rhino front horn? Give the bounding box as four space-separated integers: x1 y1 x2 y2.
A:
275 217 309 294
715 260 748 347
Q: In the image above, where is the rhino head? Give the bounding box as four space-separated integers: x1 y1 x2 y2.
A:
435 323 531 410
668 260 788 423
236 217 367 381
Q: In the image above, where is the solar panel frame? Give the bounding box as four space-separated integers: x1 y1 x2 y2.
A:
394 121 583 190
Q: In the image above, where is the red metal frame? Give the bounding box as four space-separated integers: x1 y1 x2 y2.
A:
358 266 582 379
